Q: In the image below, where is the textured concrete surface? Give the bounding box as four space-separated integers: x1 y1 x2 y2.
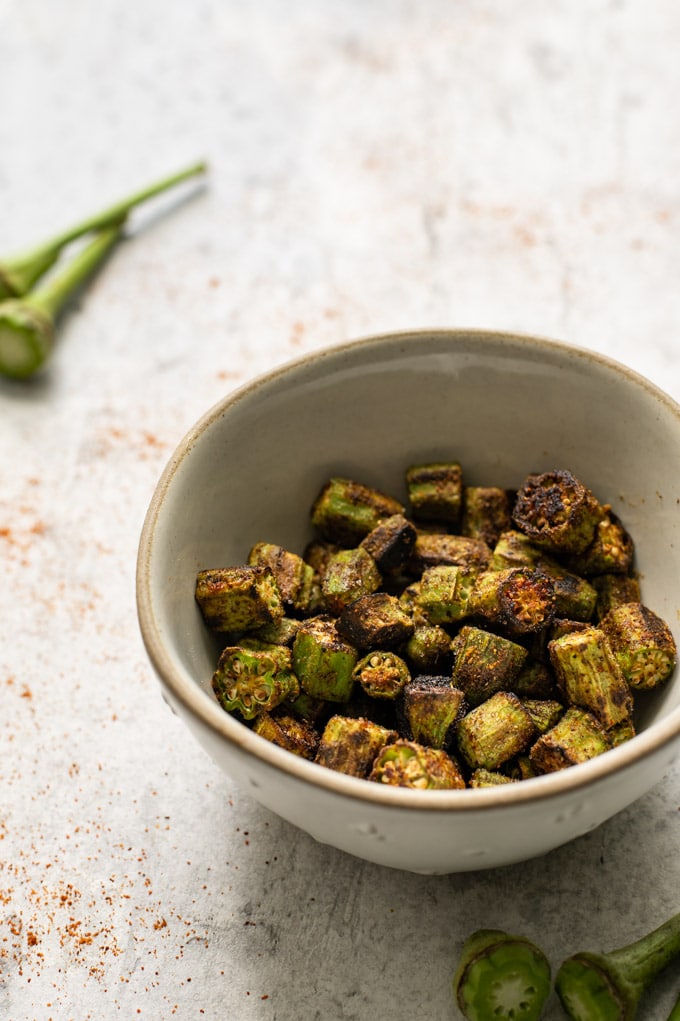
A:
2 1 680 1018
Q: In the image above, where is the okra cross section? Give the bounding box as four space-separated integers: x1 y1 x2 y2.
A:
352 650 411 700
600 602 677 690
211 645 299 720
369 740 466 789
470 567 556 636
512 469 601 555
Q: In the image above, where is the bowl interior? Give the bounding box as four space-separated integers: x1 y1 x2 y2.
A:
142 330 680 748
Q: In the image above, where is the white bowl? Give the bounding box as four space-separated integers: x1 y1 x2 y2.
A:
136 329 680 874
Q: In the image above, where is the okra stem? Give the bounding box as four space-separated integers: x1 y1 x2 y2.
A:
555 911 680 1020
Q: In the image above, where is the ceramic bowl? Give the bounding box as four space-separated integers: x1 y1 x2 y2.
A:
136 329 680 874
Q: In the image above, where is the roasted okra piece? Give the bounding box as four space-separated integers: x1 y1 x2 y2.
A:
469 769 518 788
461 486 514 547
512 469 601 555
369 740 466 789
292 616 358 702
530 706 610 773
600 602 677 690
416 565 477 625
406 461 463 525
492 530 597 621
211 644 299 720
411 532 492 572
400 676 466 750
337 592 414 649
511 658 559 700
359 513 417 573
592 572 641 619
252 616 303 647
352 650 411 699
314 715 397 778
252 711 320 759
302 538 339 576
321 547 382 614
247 542 314 614
456 691 536 771
310 477 404 546
519 698 564 735
404 624 452 674
548 625 633 729
451 626 528 706
470 567 556 636
567 507 635 576
195 565 283 632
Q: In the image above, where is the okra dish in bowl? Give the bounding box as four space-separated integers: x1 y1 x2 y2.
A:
136 329 680 873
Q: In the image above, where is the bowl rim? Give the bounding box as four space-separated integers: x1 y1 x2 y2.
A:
136 327 680 812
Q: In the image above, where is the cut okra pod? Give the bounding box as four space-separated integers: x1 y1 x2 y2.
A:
492 530 597 621
292 616 358 702
352 650 410 700
310 477 404 545
247 542 314 614
451 626 528 706
470 567 556 636
314 715 397 777
600 602 677 690
337 592 414 649
461 486 514 547
211 644 299 720
321 547 382 614
519 698 564 735
406 461 463 524
592 572 641 619
416 564 477 625
369 740 466 789
548 626 633 729
252 711 320 760
456 691 536 771
411 532 492 572
403 624 452 674
469 769 517 788
529 706 610 773
400 676 466 750
195 565 283 632
453 929 551 1021
512 469 601 555
359 513 417 573
567 507 635 577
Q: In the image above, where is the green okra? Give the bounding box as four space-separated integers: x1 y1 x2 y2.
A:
400 676 466 750
406 461 463 524
411 532 492 572
212 644 299 720
416 564 477 625
519 698 564 735
321 547 382 615
461 486 514 548
252 711 320 760
600 602 677 690
285 689 327 723
555 910 680 1021
608 716 636 748
451 626 528 707
548 626 634 729
314 715 397 777
352 650 410 700
592 573 642 620
252 616 303 647
195 565 284 632
292 616 358 702
568 507 635 577
403 624 452 674
359 513 417 573
453 929 551 1021
398 581 429 627
337 592 414 650
310 477 404 545
369 740 466 789
512 469 601 555
469 769 518 788
247 542 314 614
470 567 556 636
456 691 536 771
511 658 559 700
529 706 610 773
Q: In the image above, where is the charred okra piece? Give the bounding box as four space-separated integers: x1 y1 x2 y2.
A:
247 542 314 614
314 715 397 778
461 486 514 547
212 644 299 720
352 650 410 699
453 929 551 1021
592 572 641 619
492 530 597 621
451 626 528 706
292 616 358 702
608 715 636 748
600 602 677 690
303 538 339 576
359 513 417 573
567 507 635 577
321 547 382 614
512 469 601 555
369 740 466 789
286 689 327 723
529 706 610 773
310 477 404 546
252 711 320 759
404 624 452 674
252 615 302 647
456 691 536 771
406 461 463 525
519 698 564 735
511 658 559 700
416 565 477 625
400 676 466 750
470 567 556 636
548 626 633 729
469 769 518 788
411 532 492 572
337 592 414 649
195 565 283 632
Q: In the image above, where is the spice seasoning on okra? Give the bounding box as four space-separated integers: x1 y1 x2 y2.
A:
194 466 677 790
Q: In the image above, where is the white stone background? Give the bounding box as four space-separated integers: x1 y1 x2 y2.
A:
2 1 680 1018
